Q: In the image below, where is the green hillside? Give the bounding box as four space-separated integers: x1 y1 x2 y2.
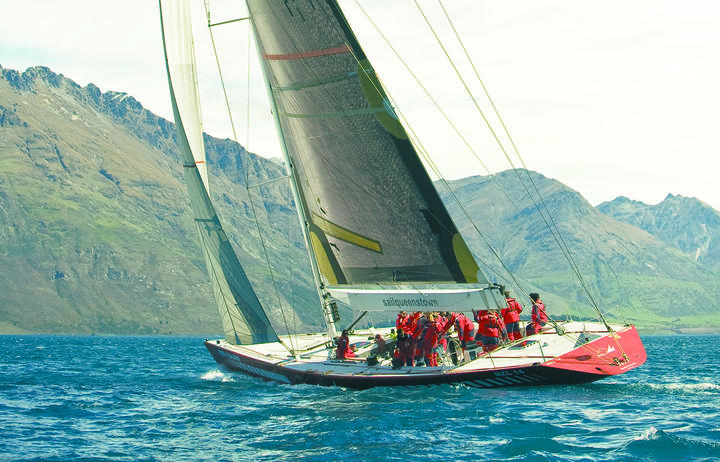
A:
442 172 720 332
0 65 318 335
1 65 718 335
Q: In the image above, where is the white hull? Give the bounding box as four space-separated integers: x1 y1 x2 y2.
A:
205 321 647 389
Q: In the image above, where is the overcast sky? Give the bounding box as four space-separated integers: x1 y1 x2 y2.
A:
1 0 718 210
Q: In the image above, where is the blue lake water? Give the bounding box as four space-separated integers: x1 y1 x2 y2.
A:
1 334 718 461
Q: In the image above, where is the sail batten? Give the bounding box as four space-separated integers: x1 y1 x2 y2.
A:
160 0 278 345
247 0 487 288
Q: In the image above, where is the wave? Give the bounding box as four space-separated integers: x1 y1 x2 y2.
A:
620 426 720 459
647 382 720 394
200 369 234 382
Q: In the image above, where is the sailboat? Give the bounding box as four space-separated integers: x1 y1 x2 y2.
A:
158 0 646 389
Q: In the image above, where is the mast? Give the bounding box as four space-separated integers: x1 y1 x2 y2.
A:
246 7 339 340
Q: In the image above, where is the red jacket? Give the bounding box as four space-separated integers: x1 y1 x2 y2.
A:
502 297 523 324
474 310 488 335
396 313 411 334
336 334 351 359
480 313 503 338
455 313 475 342
532 300 548 324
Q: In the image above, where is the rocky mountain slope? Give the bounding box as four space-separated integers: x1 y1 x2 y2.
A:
1 65 718 334
0 65 318 335
598 195 720 270
443 172 720 330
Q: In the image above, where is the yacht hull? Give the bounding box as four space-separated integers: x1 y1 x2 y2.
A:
204 323 646 389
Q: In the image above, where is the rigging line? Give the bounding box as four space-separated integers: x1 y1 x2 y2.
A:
344 9 552 314
434 1 608 323
390 94 525 294
209 16 249 27
350 0 530 296
204 2 297 352
247 185 296 349
432 2 576 302
350 0 491 176
352 0 537 244
203 1 242 173
288 213 299 339
374 58 527 296
245 21 252 186
415 1 606 324
437 0 589 278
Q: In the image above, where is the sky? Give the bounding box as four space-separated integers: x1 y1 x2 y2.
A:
1 0 718 210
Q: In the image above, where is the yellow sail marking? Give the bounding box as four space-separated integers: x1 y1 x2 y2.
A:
312 214 383 254
310 232 338 285
452 233 479 283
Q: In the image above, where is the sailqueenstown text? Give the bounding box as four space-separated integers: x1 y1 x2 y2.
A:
382 297 440 308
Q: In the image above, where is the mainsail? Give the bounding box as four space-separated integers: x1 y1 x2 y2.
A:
248 0 487 288
160 0 278 344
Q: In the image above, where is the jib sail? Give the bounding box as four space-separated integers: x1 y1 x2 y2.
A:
160 0 278 344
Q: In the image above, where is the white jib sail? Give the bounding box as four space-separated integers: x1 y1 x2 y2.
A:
159 0 208 190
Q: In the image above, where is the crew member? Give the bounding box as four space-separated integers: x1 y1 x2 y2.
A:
454 312 476 351
336 329 354 359
417 313 456 366
396 311 411 334
373 334 387 356
502 290 523 340
473 309 488 350
395 328 415 367
478 310 504 352
526 292 548 336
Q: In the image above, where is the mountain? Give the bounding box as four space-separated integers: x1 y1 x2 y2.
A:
1 65 718 335
0 65 319 335
598 195 720 270
441 171 720 331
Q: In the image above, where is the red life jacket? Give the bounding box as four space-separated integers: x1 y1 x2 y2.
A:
422 324 438 348
481 314 501 338
532 300 548 324
502 297 522 324
455 314 475 342
336 335 351 359
474 310 489 339
396 314 411 333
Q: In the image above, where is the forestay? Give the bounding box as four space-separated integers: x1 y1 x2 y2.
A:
160 0 278 345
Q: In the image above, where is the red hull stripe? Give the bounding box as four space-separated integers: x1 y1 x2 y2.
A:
542 325 647 376
263 45 351 61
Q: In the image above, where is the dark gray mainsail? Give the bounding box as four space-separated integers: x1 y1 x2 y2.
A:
160 0 278 344
247 0 485 287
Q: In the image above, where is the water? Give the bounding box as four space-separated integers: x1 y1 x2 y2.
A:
1 335 718 461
